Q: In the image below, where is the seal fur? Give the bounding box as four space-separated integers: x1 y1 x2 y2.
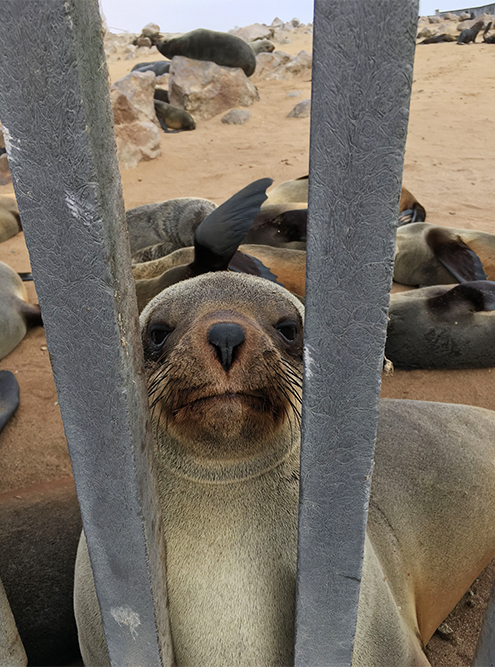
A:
457 20 485 43
75 272 495 667
0 195 22 243
157 29 256 77
0 261 42 360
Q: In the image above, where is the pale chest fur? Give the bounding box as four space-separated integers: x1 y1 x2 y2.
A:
157 450 300 667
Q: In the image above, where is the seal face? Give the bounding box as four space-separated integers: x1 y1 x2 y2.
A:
141 272 303 471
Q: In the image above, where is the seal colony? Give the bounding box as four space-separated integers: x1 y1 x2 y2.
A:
74 273 495 667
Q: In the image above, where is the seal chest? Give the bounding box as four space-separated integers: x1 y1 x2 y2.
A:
141 272 304 665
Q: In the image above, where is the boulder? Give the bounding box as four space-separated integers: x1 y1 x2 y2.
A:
253 51 292 80
271 17 285 29
112 70 157 124
136 36 152 48
432 22 458 36
287 99 311 119
459 11 472 20
287 90 302 97
0 154 11 186
417 26 434 39
114 122 161 170
124 44 137 59
428 15 443 23
168 56 259 121
443 12 459 20
283 50 312 76
235 23 272 42
221 109 251 125
142 22 161 38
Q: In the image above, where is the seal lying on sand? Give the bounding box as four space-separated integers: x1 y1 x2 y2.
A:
0 261 42 360
264 176 426 223
394 222 495 286
386 280 495 369
127 198 217 258
457 20 485 43
419 33 457 44
131 61 171 76
154 100 196 132
74 272 495 667
157 29 257 77
0 195 22 243
483 22 495 43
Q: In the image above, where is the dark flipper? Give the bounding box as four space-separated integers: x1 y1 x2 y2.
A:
193 178 273 273
426 227 487 283
228 251 283 285
18 272 33 281
19 302 43 328
428 280 495 315
398 203 426 226
0 370 20 433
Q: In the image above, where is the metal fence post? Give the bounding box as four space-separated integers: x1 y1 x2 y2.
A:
0 1 173 664
295 1 418 665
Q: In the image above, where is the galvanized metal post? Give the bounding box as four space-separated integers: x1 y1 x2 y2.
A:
472 583 495 666
0 1 173 665
295 1 418 665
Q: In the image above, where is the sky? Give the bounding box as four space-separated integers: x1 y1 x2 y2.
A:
99 0 476 34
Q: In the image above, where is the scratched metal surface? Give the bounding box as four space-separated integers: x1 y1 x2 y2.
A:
0 1 173 665
295 1 418 665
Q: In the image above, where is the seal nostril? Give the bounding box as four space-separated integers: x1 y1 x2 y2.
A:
208 322 245 372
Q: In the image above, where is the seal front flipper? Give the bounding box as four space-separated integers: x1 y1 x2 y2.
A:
427 281 495 316
193 178 273 273
0 370 20 433
228 251 283 285
17 272 33 282
426 227 487 283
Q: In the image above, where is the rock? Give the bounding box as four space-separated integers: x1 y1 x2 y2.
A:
136 36 152 48
443 12 459 20
432 23 458 36
271 17 285 29
168 56 259 121
428 15 443 23
436 622 454 641
114 122 161 170
291 18 301 27
112 71 157 124
417 26 434 39
272 28 292 43
459 11 472 20
156 73 170 87
235 23 272 43
288 99 311 118
457 14 492 30
110 89 140 125
142 22 161 38
124 44 137 59
283 50 312 76
250 39 275 55
221 109 251 125
252 51 292 80
287 90 302 97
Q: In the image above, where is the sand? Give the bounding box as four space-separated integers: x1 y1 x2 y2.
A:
0 28 494 666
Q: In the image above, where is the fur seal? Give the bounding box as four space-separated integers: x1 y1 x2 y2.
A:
74 272 495 666
0 195 22 243
154 100 196 132
131 61 171 76
483 22 495 43
0 370 20 433
242 205 307 246
157 29 257 77
249 39 275 55
457 20 485 43
264 176 426 223
126 197 217 258
419 33 457 44
386 280 495 369
0 262 42 360
394 222 495 286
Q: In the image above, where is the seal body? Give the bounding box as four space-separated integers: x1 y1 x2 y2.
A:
75 273 495 667
458 20 484 43
0 261 42 360
126 197 217 258
131 61 171 76
386 281 495 368
158 29 257 77
0 195 21 243
250 39 275 55
394 222 495 285
154 100 196 132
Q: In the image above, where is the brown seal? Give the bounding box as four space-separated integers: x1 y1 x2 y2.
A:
0 195 22 243
75 272 495 667
394 222 495 285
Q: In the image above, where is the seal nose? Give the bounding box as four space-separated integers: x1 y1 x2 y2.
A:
208 322 245 372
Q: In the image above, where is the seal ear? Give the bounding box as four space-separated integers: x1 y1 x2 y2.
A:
427 281 495 314
193 178 273 272
228 250 283 285
426 227 487 283
0 370 20 433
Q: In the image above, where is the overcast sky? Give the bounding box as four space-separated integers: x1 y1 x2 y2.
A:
99 1 473 34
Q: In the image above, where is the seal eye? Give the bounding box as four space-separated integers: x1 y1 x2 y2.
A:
276 321 299 343
149 324 172 347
